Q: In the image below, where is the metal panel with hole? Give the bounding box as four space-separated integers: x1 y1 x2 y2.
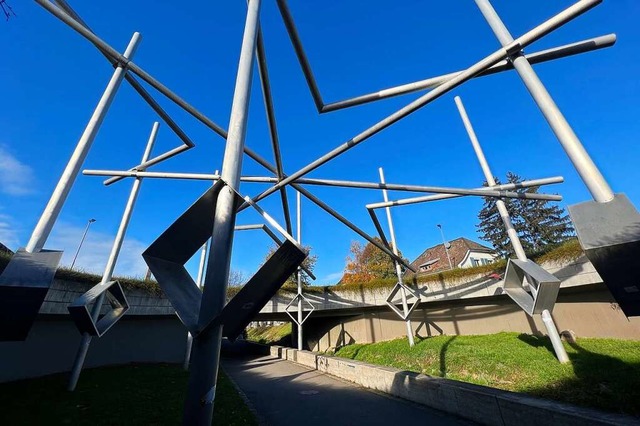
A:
68 280 129 337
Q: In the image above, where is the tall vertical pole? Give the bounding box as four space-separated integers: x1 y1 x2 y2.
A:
455 96 569 363
183 1 261 423
437 224 454 270
26 32 142 254
379 168 414 347
70 218 95 270
184 241 209 371
455 96 528 261
473 0 613 204
296 190 304 350
68 122 159 391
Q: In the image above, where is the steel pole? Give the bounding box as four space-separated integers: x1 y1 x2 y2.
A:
296 191 303 350
246 0 603 206
25 31 141 253
474 0 613 203
455 96 528 261
379 168 414 347
183 1 261 423
69 218 95 270
437 225 454 270
455 96 569 363
184 241 209 371
67 122 159 391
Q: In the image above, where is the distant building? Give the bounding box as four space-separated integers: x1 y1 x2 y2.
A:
408 237 498 275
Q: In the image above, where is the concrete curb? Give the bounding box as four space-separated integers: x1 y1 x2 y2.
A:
256 343 638 426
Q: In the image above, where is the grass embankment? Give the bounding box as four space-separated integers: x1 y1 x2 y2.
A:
246 323 292 345
0 251 161 294
0 364 256 425
334 332 640 416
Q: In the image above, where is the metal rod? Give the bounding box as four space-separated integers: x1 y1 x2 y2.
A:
542 309 570 363
437 224 454 270
53 0 196 153
69 218 95 270
85 169 563 196
25 31 141 253
276 0 612 113
379 168 414 347
247 0 600 205
275 0 324 112
67 121 159 392
256 25 293 235
474 0 613 203
323 35 615 112
295 186 415 272
296 191 304 350
34 0 227 140
235 223 315 279
455 96 527 260
103 145 193 186
184 241 209 371
367 177 564 209
184 1 261 423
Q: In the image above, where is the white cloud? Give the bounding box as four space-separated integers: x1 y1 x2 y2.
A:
0 212 20 250
48 221 149 278
319 270 344 285
0 145 36 196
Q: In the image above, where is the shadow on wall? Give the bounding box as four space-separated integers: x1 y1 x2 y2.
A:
517 334 640 416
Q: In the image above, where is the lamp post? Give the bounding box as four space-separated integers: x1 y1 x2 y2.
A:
70 218 96 270
437 224 453 270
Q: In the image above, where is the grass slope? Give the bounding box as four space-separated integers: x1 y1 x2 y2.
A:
334 332 640 416
0 364 256 425
246 323 292 345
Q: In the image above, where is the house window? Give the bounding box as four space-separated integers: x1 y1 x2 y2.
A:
472 258 480 267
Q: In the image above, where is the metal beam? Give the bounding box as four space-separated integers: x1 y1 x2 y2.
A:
247 0 601 205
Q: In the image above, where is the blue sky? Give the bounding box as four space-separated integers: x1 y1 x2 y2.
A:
1 0 639 284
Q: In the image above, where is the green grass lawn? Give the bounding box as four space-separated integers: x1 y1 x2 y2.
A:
246 323 292 345
334 332 640 416
0 364 256 425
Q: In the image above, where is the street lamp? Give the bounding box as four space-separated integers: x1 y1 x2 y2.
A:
437 224 453 270
70 218 96 270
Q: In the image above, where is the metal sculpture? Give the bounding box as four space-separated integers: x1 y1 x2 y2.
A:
3 0 633 424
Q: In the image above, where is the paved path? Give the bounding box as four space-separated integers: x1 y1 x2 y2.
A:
222 352 475 426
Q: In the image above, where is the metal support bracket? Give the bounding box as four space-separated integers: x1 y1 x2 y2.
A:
0 248 62 341
68 280 129 337
503 258 560 316
285 293 316 326
385 282 420 320
199 240 306 340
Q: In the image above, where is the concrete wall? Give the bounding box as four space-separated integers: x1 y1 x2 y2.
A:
0 279 185 383
266 344 637 426
306 286 640 352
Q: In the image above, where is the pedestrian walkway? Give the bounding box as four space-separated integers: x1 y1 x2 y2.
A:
222 351 475 426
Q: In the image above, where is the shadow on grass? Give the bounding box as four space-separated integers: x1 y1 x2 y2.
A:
519 337 640 416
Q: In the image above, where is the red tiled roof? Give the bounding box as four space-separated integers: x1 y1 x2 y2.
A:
408 237 495 275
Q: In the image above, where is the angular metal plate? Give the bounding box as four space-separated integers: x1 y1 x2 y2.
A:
142 181 243 333
201 240 306 340
503 259 560 316
67 280 129 337
569 194 640 317
0 248 62 341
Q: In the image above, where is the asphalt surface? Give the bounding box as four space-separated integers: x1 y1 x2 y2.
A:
222 348 475 426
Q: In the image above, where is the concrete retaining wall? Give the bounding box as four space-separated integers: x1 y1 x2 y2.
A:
0 279 184 383
266 345 639 426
